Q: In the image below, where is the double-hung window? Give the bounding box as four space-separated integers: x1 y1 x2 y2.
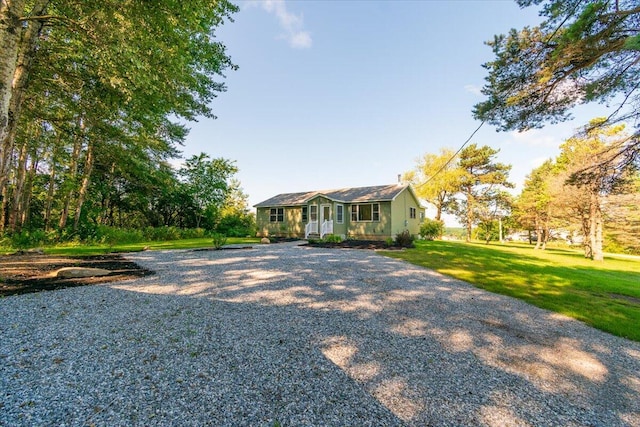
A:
350 203 380 222
309 205 318 222
336 204 344 224
302 206 308 222
269 208 284 222
409 207 416 219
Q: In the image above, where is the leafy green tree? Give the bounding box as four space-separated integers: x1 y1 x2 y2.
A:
419 218 445 240
216 179 256 237
455 144 514 242
474 190 513 244
514 160 555 249
403 148 464 221
474 0 640 174
603 176 640 254
551 120 633 261
0 0 238 233
179 153 238 229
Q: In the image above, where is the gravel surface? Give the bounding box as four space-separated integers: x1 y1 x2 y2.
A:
1 242 639 426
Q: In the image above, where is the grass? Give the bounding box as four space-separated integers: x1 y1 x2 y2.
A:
0 237 261 256
381 240 640 342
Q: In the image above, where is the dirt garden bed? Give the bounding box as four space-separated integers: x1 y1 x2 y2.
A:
0 253 153 297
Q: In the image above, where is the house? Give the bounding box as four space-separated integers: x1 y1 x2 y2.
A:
254 184 425 240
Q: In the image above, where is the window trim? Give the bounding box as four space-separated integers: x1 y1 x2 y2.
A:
350 203 380 222
269 207 284 223
373 203 380 221
336 204 344 224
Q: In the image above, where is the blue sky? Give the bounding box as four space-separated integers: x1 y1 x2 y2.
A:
179 0 611 222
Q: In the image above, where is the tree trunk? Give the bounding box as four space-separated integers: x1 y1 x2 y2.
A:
20 153 39 229
465 191 474 242
7 138 28 232
73 141 94 231
541 227 549 250
44 162 56 231
98 162 116 225
0 0 25 196
590 193 604 261
0 182 8 232
59 126 84 229
534 217 542 249
581 213 592 259
0 0 49 203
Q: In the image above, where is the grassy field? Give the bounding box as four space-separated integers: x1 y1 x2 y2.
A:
1 237 261 256
382 240 640 342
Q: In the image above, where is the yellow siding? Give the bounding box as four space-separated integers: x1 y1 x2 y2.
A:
346 202 392 240
256 206 305 237
390 188 423 237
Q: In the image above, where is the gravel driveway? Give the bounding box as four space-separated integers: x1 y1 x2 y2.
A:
2 242 639 426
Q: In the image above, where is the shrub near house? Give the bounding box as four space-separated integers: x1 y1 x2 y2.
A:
254 184 425 240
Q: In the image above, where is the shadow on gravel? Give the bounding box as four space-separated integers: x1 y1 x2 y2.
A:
3 244 639 426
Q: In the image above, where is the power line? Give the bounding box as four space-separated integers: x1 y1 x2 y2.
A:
413 120 485 190
412 3 573 192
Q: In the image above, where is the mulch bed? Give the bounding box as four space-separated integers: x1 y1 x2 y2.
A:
0 254 153 297
303 240 408 250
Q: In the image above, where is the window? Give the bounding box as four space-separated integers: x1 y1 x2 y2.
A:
269 208 284 222
302 206 308 222
350 203 380 222
336 204 344 224
310 205 318 222
409 207 416 219
360 204 372 221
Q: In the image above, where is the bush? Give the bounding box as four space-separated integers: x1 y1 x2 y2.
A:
216 212 256 237
93 226 144 245
394 230 415 248
323 234 342 243
212 233 227 249
419 218 445 240
7 229 47 249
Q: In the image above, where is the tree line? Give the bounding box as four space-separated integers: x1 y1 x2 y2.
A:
0 1 255 245
406 120 639 260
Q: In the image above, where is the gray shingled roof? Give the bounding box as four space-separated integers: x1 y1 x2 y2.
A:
254 184 411 207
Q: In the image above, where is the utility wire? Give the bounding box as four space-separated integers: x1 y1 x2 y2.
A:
413 120 485 190
412 2 579 192
413 4 574 192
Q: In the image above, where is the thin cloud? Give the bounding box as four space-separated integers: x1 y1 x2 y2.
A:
508 129 558 147
254 0 313 49
464 84 482 96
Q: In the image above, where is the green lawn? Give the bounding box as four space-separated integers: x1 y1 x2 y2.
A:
1 237 261 256
382 240 640 342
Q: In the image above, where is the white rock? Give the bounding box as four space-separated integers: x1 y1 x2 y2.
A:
55 267 111 278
